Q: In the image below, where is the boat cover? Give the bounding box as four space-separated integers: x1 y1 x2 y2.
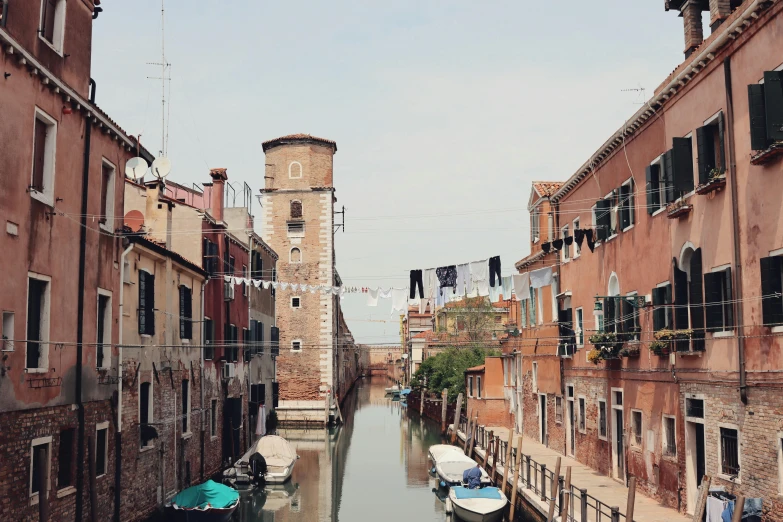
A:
452 486 503 500
240 435 296 468
172 480 239 509
400 388 412 395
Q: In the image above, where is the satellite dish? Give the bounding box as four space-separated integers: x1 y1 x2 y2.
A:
125 157 149 181
124 210 145 232
151 157 172 179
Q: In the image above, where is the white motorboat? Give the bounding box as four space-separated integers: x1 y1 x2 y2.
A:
427 444 464 468
223 435 299 488
447 486 507 522
433 450 491 488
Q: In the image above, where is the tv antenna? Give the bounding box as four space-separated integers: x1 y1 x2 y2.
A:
147 0 171 156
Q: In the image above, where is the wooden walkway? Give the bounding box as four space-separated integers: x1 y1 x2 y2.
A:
454 425 691 522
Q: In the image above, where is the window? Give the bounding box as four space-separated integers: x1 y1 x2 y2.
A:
748 71 783 151
645 156 669 215
719 427 740 478
99 161 115 230
613 390 623 406
2 311 14 352
242 265 248 297
140 381 153 448
652 283 673 331
95 422 108 477
573 218 581 257
598 400 607 439
228 255 235 275
561 225 570 261
289 161 302 179
290 200 303 219
138 271 155 336
686 397 704 418
291 296 301 309
575 308 584 347
555 397 563 423
178 286 193 340
242 328 251 362
456 316 466 331
705 267 733 332
202 239 218 274
594 195 615 241
532 362 538 393
291 340 302 352
210 399 218 439
39 0 66 52
287 222 305 238
667 136 695 197
622 292 641 340
536 288 543 325
531 209 540 243
251 251 263 279
290 247 302 264
674 247 706 351
696 112 726 185
57 428 75 489
31 109 57 206
663 416 676 457
224 324 238 362
253 320 264 356
181 379 190 434
96 292 111 369
567 385 574 398
760 255 783 327
578 397 586 433
620 178 635 231
26 274 50 370
204 318 214 360
468 376 474 397
30 436 51 498
631 410 643 448
476 376 482 399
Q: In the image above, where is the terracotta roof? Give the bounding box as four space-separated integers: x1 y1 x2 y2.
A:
465 365 485 373
413 331 432 340
262 134 337 152
532 181 564 197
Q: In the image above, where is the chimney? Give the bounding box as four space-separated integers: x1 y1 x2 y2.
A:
209 168 228 222
143 179 173 248
682 1 704 58
709 0 732 31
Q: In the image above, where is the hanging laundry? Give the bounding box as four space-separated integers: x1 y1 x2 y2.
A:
488 256 501 288
423 268 437 301
706 497 726 522
409 269 424 299
255 404 266 437
233 276 243 286
489 283 501 303
271 282 279 290
476 278 490 297
436 265 457 288
501 276 513 301
280 282 289 291
585 229 595 252
367 288 380 307
262 281 272 290
223 275 232 283
419 297 431 314
290 283 299 292
552 239 563 251
542 242 551 254
512 273 530 300
331 287 340 295
456 263 470 296
470 259 488 283
253 280 262 288
392 288 408 313
309 285 319 293
564 236 573 246
379 288 392 299
574 229 585 248
530 267 553 289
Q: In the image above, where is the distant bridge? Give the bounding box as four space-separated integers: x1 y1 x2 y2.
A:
367 363 390 376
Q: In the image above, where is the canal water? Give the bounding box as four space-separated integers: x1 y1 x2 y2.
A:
233 377 474 522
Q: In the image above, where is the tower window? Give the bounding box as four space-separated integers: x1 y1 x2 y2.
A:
289 162 302 179
290 248 302 264
290 200 303 219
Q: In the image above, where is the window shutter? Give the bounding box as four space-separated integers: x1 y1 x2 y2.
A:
185 289 192 339
764 71 783 141
672 137 694 193
652 287 664 331
619 184 630 230
179 287 186 338
717 112 726 171
147 274 155 335
696 125 715 186
257 322 264 355
595 199 611 241
645 165 658 214
621 298 635 335
271 326 280 356
663 150 677 203
202 238 209 271
690 249 705 350
748 84 769 151
673 259 689 330
43 0 56 42
272 381 280 408
223 323 230 361
665 283 673 329
603 297 615 333
138 272 147 335
760 256 783 326
32 119 48 191
723 267 733 329
703 272 723 331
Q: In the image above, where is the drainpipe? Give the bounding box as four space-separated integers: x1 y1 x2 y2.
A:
75 77 96 521
199 279 206 480
1 0 8 28
724 56 747 404
115 241 133 522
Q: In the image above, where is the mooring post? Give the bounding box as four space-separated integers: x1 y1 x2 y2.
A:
484 430 494 472
492 435 500 485
546 457 561 522
451 393 463 444
463 416 473 453
626 476 636 522
540 463 547 501
561 466 572 519
441 388 448 434
508 435 523 521
611 506 620 522
502 433 513 496
731 496 746 522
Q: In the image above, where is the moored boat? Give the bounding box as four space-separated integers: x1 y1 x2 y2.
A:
433 451 491 488
223 435 298 488
447 486 507 522
167 479 240 522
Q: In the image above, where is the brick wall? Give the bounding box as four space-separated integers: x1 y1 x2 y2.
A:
466 397 513 429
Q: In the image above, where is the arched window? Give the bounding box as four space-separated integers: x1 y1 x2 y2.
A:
290 200 302 219
675 244 705 351
290 248 302 264
289 161 302 179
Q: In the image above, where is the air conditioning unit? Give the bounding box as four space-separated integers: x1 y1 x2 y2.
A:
223 281 235 301
222 362 235 379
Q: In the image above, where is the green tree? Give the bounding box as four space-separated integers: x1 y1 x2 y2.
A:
412 345 500 402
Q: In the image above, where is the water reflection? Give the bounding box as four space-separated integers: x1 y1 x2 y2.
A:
234 378 449 522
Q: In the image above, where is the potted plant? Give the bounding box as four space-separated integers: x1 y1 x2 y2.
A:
620 345 640 357
587 348 603 364
649 329 692 355
588 332 624 360
667 199 691 218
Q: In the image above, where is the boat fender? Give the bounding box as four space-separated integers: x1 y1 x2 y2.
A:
440 480 446 488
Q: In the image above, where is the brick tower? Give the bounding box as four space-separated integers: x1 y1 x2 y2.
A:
260 134 340 425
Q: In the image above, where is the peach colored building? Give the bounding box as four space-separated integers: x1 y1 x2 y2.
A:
509 1 783 517
465 357 513 429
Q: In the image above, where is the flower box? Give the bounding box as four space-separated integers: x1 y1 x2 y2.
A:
588 332 625 363
649 329 692 356
620 345 641 358
667 202 692 219
695 172 727 195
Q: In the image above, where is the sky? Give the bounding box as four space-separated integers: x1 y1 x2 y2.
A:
92 1 688 345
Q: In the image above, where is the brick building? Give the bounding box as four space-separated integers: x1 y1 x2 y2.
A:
260 134 357 425
465 357 513 428
0 2 146 520
507 0 783 517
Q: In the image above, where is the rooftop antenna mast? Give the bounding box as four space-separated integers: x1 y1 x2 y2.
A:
147 0 171 156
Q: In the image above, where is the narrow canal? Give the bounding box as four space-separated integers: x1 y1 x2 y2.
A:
233 377 518 522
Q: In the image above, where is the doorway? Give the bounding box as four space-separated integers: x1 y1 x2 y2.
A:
223 397 243 464
568 400 576 456
539 394 547 446
685 411 706 512
611 389 625 482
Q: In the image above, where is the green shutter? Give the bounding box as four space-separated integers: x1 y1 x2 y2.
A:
703 271 723 331
672 137 694 193
749 84 769 151
760 256 783 326
764 71 783 141
696 125 715 186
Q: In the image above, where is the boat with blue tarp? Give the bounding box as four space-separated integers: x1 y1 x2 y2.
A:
166 479 240 522
447 485 507 522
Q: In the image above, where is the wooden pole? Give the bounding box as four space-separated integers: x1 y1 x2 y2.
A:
625 476 636 522
731 495 746 522
463 416 473 452
484 431 494 472
37 446 49 522
451 393 463 444
508 435 523 521
561 466 572 518
88 435 98 522
492 435 500 485
420 384 426 415
693 475 712 522
324 390 331 426
441 389 448 434
546 457 562 522
469 421 478 460
502 433 514 496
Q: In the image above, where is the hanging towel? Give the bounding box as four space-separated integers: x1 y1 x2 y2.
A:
379 288 392 299
419 297 431 315
586 229 595 252
255 405 266 437
253 280 262 288
552 239 563 251
489 283 501 303
513 273 530 300
501 276 513 301
233 276 243 286
436 265 458 288
470 259 488 282
476 278 490 297
542 242 551 254
574 229 585 248
530 267 553 288
392 288 408 313
367 288 379 307
456 263 470 296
